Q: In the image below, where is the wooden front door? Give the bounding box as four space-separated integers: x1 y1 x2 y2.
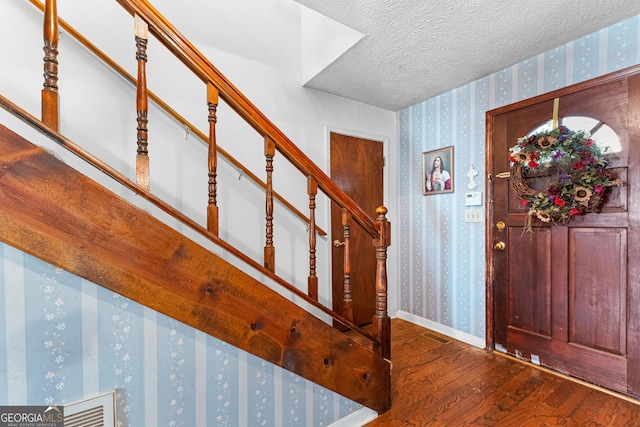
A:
330 132 384 327
489 72 640 396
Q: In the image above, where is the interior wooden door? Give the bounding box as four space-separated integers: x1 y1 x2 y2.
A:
330 132 384 327
490 74 640 396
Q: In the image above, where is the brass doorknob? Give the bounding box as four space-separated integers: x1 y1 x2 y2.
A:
333 240 345 247
493 241 506 251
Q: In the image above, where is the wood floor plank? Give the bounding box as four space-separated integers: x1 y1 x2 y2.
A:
547 386 595 425
540 378 583 411
592 397 640 426
427 358 521 425
461 367 544 425
564 391 609 425
492 373 563 426
364 319 640 426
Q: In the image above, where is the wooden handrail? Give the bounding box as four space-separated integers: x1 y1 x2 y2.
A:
115 0 379 240
26 0 327 237
0 93 378 345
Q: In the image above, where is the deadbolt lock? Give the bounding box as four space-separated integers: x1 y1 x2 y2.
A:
496 221 506 231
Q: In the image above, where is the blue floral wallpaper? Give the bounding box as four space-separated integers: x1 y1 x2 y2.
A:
398 16 640 341
0 242 361 426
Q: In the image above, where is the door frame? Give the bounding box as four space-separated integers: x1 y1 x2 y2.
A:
322 125 396 318
485 63 640 391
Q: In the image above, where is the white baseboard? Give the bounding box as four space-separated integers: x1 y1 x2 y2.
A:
395 310 486 349
327 407 377 427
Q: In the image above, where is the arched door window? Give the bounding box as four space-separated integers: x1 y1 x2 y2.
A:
531 116 621 154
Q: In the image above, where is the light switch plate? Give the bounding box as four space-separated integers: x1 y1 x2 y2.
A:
464 209 483 223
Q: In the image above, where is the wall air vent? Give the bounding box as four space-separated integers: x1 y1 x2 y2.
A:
64 390 116 427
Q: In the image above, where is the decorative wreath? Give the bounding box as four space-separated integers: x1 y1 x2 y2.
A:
509 125 622 230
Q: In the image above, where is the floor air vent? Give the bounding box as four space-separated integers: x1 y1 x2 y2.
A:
422 332 451 344
64 391 116 427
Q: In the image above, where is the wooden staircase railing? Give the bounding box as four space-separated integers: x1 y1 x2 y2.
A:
0 119 391 413
10 0 392 411
27 0 328 238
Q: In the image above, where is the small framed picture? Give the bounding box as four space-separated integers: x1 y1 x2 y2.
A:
422 146 454 195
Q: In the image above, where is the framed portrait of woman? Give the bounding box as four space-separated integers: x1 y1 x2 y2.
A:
422 146 454 195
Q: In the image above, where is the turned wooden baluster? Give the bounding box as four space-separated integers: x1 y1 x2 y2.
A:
264 137 276 272
307 176 318 300
42 0 59 130
207 83 219 235
373 206 391 359
135 15 149 191
341 209 353 323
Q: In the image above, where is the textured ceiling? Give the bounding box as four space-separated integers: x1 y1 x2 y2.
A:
295 1 640 111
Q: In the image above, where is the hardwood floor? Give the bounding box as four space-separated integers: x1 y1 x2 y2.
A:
363 319 640 426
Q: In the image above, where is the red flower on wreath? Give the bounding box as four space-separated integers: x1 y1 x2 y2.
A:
548 186 561 197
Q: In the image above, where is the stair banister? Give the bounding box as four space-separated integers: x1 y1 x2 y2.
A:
5 0 394 412
0 119 391 412
134 14 150 190
307 176 319 300
264 136 276 271
34 0 390 358
341 209 354 322
115 0 391 357
5 0 395 411
0 93 379 347
32 0 383 346
114 0 380 240
41 0 59 129
28 0 327 237
374 207 391 359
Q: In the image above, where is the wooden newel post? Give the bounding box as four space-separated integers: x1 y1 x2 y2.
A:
134 15 149 191
42 0 59 130
207 83 219 236
264 137 276 272
373 206 391 360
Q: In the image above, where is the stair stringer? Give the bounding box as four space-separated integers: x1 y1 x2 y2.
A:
0 123 391 413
